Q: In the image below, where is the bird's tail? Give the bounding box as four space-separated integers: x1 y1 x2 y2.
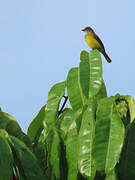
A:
103 51 112 63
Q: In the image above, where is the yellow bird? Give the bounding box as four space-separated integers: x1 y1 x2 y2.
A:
82 26 112 63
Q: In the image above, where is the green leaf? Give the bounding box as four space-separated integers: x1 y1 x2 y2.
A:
115 97 129 127
33 134 47 171
27 105 46 142
115 94 135 127
60 110 78 180
75 107 87 133
43 81 65 132
60 109 74 141
66 115 78 180
0 110 31 148
50 130 61 179
78 105 96 179
45 129 54 178
92 97 125 174
123 95 135 123
10 136 47 180
116 98 128 119
0 130 13 180
105 168 118 180
67 67 83 110
119 119 135 180
45 109 72 179
93 80 107 107
59 140 68 180
79 50 102 101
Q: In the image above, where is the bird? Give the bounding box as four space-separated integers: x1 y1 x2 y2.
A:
82 26 112 63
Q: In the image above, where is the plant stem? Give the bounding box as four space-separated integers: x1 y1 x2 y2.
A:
58 96 68 117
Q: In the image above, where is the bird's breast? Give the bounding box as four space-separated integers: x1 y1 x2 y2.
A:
85 33 100 49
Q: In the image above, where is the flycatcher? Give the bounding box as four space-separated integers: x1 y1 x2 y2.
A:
82 26 112 63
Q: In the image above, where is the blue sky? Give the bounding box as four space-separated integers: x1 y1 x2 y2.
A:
0 1 135 132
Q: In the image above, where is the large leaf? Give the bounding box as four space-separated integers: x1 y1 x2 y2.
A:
0 110 31 147
45 109 72 179
92 97 125 174
27 105 46 142
79 50 102 101
43 81 65 132
44 129 54 178
66 117 78 180
0 130 13 180
60 110 78 180
119 119 135 179
67 67 83 110
9 136 47 180
78 104 96 179
56 108 72 180
50 130 61 179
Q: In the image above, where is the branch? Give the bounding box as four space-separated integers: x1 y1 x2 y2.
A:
58 96 68 117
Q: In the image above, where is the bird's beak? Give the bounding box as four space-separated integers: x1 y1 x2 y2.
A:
81 28 85 32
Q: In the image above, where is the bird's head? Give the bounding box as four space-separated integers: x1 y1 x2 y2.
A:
82 26 94 33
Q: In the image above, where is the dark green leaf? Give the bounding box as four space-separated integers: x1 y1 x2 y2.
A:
33 134 47 172
10 136 47 180
119 119 135 179
0 110 31 147
0 130 13 180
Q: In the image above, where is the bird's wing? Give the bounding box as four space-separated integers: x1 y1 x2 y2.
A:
93 33 105 51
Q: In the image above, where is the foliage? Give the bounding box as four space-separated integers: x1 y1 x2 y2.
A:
0 49 135 179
